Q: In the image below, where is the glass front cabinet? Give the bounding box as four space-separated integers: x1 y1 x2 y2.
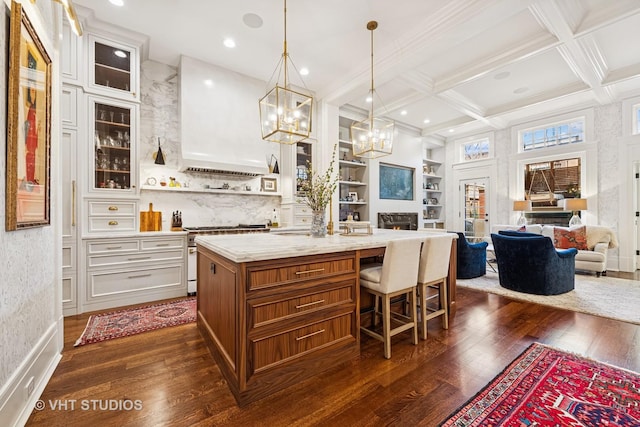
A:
89 96 138 195
88 34 139 101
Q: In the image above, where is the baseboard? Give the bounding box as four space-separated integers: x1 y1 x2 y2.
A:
0 317 63 427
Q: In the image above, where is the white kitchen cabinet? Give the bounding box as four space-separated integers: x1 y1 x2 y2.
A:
88 95 139 196
87 33 140 102
85 199 138 235
83 234 187 312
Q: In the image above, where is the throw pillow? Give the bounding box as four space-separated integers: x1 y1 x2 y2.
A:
553 225 588 250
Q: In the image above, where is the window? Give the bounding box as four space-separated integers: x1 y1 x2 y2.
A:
456 133 493 163
525 157 581 207
521 118 584 151
462 138 490 161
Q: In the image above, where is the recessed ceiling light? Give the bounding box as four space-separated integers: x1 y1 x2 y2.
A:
400 110 407 116
365 96 372 103
204 79 214 87
449 129 455 133
494 71 510 80
243 13 263 29
423 119 431 124
223 38 236 48
299 67 309 76
513 87 529 94
109 0 124 6
113 50 127 58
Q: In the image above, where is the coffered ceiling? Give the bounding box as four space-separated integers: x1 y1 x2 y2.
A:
74 0 640 142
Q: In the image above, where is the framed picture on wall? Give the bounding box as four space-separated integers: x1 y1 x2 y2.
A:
261 177 278 192
5 1 52 230
379 163 414 201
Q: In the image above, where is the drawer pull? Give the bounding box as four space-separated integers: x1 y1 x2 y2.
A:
155 243 170 247
296 299 325 309
295 268 325 275
296 329 325 341
108 221 119 226
108 206 119 211
106 246 123 250
127 273 151 279
127 256 152 261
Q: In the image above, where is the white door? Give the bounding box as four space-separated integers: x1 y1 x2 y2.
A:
459 177 490 241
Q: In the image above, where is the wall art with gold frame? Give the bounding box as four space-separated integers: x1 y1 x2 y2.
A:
6 1 52 230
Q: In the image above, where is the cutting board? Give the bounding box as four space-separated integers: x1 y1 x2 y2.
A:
140 203 162 232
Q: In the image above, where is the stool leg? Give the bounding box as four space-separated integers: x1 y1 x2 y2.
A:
383 294 392 359
441 279 449 330
410 288 418 345
419 283 427 340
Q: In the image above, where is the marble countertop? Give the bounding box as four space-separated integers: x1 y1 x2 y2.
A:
195 228 451 263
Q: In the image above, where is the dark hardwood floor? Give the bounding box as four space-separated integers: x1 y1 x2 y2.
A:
27 271 640 426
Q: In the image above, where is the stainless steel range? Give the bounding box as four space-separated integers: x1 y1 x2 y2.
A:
184 224 270 295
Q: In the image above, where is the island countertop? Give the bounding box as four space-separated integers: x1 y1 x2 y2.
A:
195 228 450 263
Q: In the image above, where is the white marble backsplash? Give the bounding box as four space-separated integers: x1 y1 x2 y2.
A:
138 60 282 227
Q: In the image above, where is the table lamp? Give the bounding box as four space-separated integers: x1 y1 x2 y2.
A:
513 200 532 226
563 198 587 226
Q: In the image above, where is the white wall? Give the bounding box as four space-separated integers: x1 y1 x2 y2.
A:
368 128 424 226
0 1 63 425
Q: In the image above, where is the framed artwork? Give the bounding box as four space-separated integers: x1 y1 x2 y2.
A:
379 163 414 201
261 177 278 192
6 1 52 230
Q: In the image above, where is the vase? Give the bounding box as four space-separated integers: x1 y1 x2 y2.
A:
310 210 327 237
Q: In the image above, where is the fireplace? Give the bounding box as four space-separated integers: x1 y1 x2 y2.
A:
378 212 418 230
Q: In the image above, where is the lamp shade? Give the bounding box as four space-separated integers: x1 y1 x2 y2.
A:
563 198 587 211
259 85 313 144
513 200 532 211
350 117 394 159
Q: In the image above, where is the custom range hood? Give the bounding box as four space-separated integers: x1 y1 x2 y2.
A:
178 56 269 176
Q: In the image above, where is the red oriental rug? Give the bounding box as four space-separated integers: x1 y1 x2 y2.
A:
440 342 640 426
74 298 196 347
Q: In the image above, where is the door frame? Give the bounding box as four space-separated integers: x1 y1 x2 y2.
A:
452 159 497 235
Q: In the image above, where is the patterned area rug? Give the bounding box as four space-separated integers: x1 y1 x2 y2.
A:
457 270 640 325
74 298 196 346
440 342 640 426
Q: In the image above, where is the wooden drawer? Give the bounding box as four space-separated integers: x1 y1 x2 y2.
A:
247 254 356 290
88 265 183 299
88 216 137 233
141 237 185 251
88 240 139 254
250 313 354 374
88 249 185 269
250 282 354 328
88 200 137 216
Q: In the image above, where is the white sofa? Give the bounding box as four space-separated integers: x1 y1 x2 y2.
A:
488 224 618 277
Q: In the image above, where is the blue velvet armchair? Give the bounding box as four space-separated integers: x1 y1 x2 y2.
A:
491 232 577 295
455 232 488 279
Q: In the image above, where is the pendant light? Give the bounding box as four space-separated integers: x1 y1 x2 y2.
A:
259 0 313 144
351 21 394 159
154 137 165 165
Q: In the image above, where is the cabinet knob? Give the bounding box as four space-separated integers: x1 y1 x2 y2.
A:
108 206 119 211
108 221 118 226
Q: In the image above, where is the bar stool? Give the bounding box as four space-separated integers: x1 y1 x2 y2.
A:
417 233 454 340
359 238 423 359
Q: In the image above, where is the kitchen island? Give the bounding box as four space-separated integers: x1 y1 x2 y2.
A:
195 229 457 405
